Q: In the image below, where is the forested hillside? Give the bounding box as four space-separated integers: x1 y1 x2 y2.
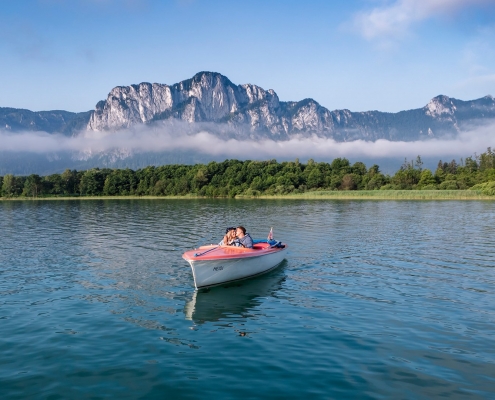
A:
1 148 495 198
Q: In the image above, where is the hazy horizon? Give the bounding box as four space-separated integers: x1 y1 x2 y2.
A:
1 118 494 174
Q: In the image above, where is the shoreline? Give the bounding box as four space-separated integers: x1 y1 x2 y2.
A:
0 190 493 201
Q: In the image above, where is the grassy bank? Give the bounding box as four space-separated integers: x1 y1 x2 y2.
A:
0 195 198 201
1 190 494 201
256 190 495 200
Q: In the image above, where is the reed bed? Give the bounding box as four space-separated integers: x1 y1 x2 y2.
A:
1 190 493 201
259 190 494 200
0 195 198 201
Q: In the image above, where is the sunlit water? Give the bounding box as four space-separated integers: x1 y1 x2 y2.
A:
1 199 494 399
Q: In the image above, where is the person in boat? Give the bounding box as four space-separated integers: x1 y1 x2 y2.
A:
219 227 236 246
232 226 253 248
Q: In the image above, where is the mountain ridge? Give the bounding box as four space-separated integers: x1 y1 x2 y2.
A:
1 71 494 141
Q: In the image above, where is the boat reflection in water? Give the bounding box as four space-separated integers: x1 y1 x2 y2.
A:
184 262 287 324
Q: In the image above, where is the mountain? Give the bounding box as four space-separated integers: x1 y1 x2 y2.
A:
0 108 92 136
2 72 494 141
87 71 495 141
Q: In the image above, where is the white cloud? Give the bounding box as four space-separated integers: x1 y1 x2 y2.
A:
352 0 494 41
1 120 494 163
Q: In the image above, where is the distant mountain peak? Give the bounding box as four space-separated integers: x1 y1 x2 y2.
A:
191 70 230 81
425 95 456 117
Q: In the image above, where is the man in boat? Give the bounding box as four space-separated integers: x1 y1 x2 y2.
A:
232 226 253 248
219 227 236 246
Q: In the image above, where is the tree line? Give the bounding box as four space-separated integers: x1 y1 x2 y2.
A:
1 148 495 198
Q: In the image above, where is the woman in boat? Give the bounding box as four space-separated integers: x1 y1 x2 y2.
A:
232 226 253 248
219 227 236 246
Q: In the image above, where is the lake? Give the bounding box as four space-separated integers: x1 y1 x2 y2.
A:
1 199 494 399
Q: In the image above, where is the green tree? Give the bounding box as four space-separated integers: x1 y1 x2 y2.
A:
153 180 167 195
22 174 43 197
415 155 424 171
193 168 209 189
61 169 79 195
103 169 137 195
306 169 323 189
136 166 157 195
392 160 421 189
44 174 64 195
479 147 495 171
351 162 367 176
417 169 436 188
250 176 265 191
80 169 109 196
2 174 20 197
330 158 350 174
341 174 357 190
362 164 387 190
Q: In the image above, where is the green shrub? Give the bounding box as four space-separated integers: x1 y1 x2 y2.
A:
469 181 495 196
420 184 437 190
438 180 458 190
380 184 396 190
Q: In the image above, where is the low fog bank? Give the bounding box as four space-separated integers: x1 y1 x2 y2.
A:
1 120 494 175
0 151 217 176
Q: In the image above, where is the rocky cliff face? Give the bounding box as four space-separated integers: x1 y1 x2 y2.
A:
87 72 350 139
87 72 280 132
3 72 494 141
87 72 495 141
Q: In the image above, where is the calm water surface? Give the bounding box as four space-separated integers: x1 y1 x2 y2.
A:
1 199 494 399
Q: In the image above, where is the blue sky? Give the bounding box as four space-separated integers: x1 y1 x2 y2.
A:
1 0 494 113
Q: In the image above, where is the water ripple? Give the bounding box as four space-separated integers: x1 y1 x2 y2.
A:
1 199 494 399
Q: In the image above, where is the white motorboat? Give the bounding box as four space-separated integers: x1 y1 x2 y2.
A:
182 240 287 289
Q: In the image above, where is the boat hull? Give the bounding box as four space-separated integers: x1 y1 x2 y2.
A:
183 244 287 289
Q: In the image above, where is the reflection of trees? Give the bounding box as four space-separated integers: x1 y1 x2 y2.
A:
184 266 286 324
